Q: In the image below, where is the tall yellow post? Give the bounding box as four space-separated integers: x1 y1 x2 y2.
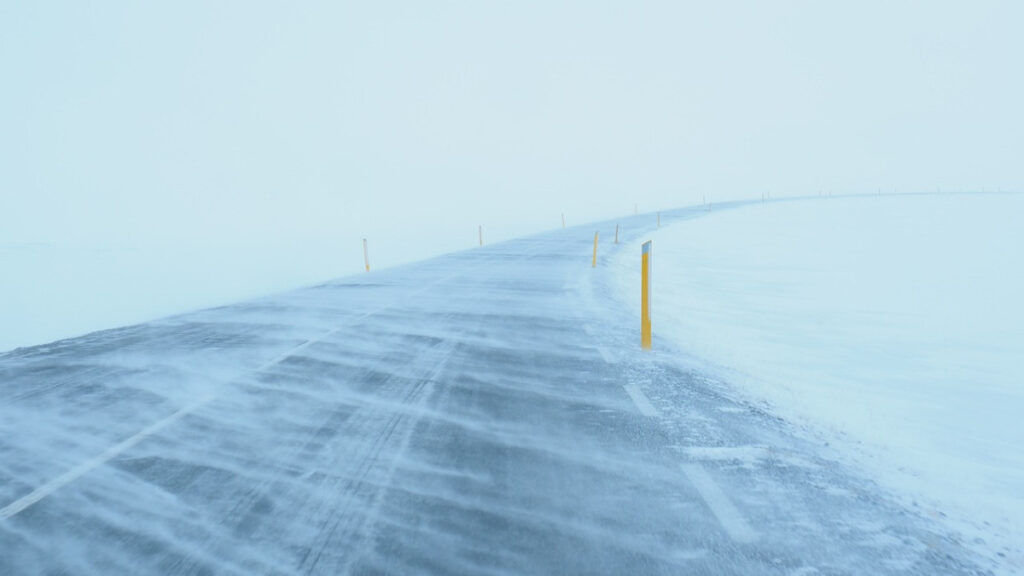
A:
641 240 652 349
362 238 370 272
592 231 599 267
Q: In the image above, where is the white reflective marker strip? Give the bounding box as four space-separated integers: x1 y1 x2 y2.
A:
681 463 759 544
623 384 660 418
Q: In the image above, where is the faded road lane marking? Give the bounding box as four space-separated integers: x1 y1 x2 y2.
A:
0 396 212 520
681 463 759 544
624 383 660 418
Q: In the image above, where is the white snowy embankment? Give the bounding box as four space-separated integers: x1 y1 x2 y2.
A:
612 193 1024 569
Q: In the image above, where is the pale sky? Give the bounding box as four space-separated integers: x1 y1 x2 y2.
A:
2 1 1021 269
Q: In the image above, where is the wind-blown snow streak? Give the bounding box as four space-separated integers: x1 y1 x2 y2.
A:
0 395 213 520
0 273 455 520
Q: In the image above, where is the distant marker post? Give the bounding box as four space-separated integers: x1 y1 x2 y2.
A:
562 213 566 229
615 223 619 244
363 238 370 272
478 225 483 247
657 211 661 228
592 231 599 268
641 240 652 349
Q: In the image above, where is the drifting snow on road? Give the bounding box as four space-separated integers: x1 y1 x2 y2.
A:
0 197 1010 574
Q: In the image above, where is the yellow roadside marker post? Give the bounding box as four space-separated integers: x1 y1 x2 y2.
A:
592 231 599 268
362 238 370 272
641 240 652 349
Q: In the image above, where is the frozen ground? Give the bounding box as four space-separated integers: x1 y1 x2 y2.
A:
612 193 1024 572
0 201 1006 574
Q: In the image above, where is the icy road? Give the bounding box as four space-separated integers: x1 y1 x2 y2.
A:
0 203 991 574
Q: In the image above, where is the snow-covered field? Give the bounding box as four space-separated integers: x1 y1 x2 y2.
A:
0 242 345 353
612 193 1024 567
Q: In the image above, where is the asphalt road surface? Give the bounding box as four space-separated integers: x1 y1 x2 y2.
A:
0 204 991 574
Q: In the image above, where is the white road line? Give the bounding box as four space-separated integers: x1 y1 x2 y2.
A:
1 272 458 521
623 383 660 418
681 463 759 544
0 395 213 520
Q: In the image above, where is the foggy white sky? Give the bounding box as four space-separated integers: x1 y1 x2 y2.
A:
2 1 1021 271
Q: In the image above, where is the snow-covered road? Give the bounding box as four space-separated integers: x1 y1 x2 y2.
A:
0 204 991 574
